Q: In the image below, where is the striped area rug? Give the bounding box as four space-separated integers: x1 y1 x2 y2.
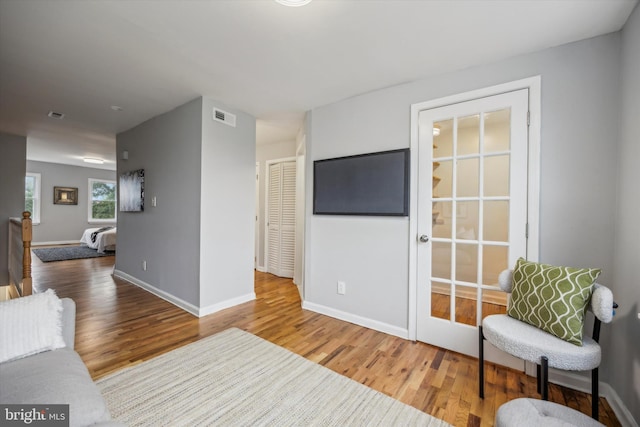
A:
96 328 450 427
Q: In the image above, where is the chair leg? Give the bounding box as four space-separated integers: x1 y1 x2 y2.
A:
479 326 485 399
541 356 549 401
536 364 541 394
592 367 599 420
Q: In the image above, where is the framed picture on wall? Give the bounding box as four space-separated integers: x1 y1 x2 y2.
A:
119 169 145 212
53 186 78 205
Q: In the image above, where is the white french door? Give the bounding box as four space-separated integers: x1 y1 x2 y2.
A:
416 89 530 368
266 160 296 278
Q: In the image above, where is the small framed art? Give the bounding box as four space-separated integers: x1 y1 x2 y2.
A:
54 186 78 205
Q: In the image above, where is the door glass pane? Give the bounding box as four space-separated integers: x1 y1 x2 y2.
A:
455 284 477 326
433 119 453 158
432 242 451 280
431 281 450 320
433 160 452 198
457 158 479 197
483 155 510 197
481 288 508 321
484 109 511 153
432 201 451 238
482 245 508 286
483 201 509 242
456 201 478 240
458 114 480 156
456 243 477 283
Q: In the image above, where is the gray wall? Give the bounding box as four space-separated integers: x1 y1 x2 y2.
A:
199 97 256 307
26 161 116 243
612 3 640 422
255 140 296 269
305 31 621 373
0 133 26 286
116 98 203 306
116 96 256 311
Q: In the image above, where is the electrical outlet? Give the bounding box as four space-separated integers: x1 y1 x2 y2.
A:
142 260 147 271
152 196 157 207
337 281 346 295
637 312 640 320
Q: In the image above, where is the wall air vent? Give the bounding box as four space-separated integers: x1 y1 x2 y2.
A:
47 111 65 120
213 108 236 127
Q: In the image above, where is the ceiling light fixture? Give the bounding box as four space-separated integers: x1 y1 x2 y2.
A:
433 125 441 137
83 157 104 164
275 0 312 6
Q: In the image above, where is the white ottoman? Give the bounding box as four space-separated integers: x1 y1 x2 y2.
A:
496 398 605 427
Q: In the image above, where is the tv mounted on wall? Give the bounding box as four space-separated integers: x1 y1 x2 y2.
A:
313 148 410 216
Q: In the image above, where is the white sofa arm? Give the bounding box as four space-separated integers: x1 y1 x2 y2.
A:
61 298 76 349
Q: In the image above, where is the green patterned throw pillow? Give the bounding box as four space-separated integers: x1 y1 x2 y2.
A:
508 258 601 346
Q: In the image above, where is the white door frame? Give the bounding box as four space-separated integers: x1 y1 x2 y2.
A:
408 76 541 341
264 157 297 276
294 136 306 296
255 162 260 269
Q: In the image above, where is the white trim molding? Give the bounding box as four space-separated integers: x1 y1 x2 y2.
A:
302 301 409 339
114 270 255 318
198 292 256 317
114 270 200 316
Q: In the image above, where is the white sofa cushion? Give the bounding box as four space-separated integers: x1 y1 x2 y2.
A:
0 348 113 427
0 289 66 363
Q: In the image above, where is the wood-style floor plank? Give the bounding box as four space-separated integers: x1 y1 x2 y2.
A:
31 252 621 426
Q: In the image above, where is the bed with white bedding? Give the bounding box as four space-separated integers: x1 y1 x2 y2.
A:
80 227 116 253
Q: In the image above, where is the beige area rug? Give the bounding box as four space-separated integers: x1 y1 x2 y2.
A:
97 328 450 427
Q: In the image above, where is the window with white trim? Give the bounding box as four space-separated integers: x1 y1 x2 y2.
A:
88 178 117 223
25 173 41 224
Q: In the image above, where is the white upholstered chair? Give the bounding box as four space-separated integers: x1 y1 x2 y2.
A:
496 398 605 427
478 269 616 420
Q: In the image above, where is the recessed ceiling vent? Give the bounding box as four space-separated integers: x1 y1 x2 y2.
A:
213 108 236 127
47 111 65 120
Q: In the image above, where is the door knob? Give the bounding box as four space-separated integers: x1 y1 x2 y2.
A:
419 234 429 243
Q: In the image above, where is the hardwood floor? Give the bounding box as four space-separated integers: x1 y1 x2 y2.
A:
32 253 621 427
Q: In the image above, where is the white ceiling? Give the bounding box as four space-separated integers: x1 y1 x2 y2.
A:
0 0 636 171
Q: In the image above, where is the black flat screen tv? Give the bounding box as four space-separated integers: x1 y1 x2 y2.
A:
313 148 410 216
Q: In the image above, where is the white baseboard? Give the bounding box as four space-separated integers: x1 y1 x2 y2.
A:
603 384 639 427
114 270 200 316
114 270 256 318
256 265 267 273
302 301 408 339
32 240 80 246
198 292 256 317
529 365 638 427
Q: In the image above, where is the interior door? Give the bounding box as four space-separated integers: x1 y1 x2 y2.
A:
266 160 296 278
416 89 529 368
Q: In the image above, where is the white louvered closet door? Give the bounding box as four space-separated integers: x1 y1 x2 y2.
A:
267 161 296 278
